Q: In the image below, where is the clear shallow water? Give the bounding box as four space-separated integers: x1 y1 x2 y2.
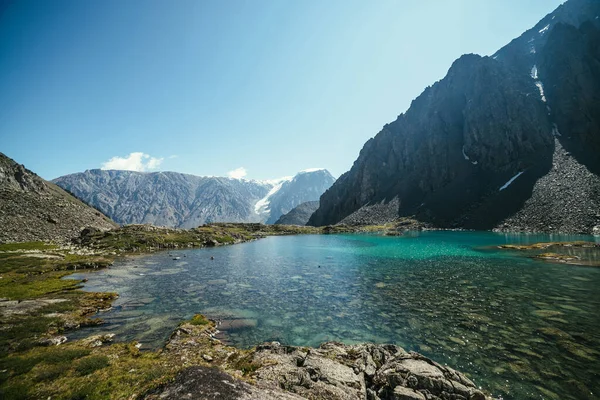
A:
67 232 600 400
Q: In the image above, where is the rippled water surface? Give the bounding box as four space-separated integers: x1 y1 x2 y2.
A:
67 232 600 400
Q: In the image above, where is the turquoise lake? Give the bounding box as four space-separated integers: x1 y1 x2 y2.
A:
67 232 600 400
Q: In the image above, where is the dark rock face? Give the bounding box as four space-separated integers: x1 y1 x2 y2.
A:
540 21 600 172
274 201 319 225
0 153 117 243
144 366 305 400
309 55 553 227
496 139 600 234
309 0 600 233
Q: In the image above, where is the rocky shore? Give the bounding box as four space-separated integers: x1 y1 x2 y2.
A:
148 317 492 400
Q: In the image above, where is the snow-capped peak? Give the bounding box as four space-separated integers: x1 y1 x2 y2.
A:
254 178 292 215
298 168 326 174
255 176 293 186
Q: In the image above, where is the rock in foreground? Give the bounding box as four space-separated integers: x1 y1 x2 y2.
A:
150 319 492 400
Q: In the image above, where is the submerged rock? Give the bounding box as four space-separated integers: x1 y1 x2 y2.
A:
218 318 258 331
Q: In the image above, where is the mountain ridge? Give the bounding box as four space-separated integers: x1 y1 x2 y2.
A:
308 0 600 234
53 168 335 228
0 152 117 243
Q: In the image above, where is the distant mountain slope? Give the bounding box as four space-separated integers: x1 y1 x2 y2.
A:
309 0 600 234
53 169 335 228
257 169 336 224
274 201 319 226
0 153 117 243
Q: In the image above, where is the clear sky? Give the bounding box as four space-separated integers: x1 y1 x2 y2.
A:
0 0 564 180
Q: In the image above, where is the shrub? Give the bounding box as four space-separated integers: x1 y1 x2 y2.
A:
190 314 209 326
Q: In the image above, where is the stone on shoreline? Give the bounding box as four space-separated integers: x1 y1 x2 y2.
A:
156 319 494 400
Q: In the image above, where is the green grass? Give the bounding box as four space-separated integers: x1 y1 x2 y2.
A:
0 242 57 252
190 314 210 326
0 273 80 300
74 355 110 376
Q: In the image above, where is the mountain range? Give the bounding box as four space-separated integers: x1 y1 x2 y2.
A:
309 0 600 235
53 168 335 228
3 0 600 237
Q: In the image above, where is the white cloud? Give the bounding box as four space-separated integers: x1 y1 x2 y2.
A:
227 167 247 179
101 152 164 172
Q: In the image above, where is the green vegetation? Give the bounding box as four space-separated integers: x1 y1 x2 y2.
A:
190 314 210 326
0 246 115 358
0 341 178 399
0 222 419 398
498 241 598 250
497 241 600 267
0 242 57 252
74 355 110 376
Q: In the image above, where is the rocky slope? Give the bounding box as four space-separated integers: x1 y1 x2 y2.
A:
0 153 117 243
274 201 319 225
54 169 335 228
496 139 600 234
309 0 600 234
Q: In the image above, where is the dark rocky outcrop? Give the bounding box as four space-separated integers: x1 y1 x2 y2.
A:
0 152 117 243
309 0 600 234
539 21 600 173
309 54 553 228
496 139 600 234
274 201 319 225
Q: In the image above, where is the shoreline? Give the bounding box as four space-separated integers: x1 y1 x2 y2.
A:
2 224 599 398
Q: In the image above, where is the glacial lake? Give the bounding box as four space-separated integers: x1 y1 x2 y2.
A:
67 232 600 400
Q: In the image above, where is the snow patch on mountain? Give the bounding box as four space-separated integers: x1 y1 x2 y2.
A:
299 168 326 174
500 171 525 191
254 177 293 215
531 65 539 79
535 81 547 102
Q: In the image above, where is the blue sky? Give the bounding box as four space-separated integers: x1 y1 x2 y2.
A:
0 0 563 180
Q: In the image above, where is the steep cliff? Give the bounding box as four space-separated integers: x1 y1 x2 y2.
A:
309 54 553 228
309 0 600 233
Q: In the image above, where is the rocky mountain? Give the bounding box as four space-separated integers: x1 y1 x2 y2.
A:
53 169 335 228
309 0 600 234
0 153 117 243
257 169 336 224
274 201 319 226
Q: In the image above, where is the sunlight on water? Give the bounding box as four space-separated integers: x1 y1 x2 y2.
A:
67 232 600 400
